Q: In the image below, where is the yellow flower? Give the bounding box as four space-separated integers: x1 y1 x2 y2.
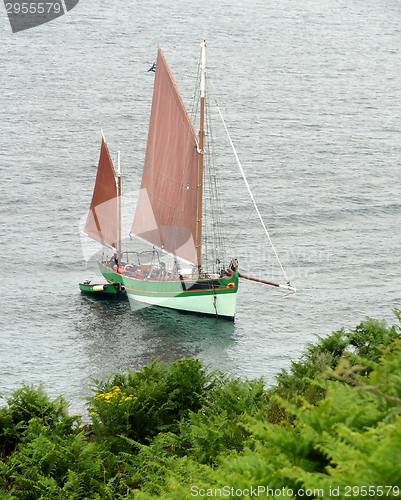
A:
90 412 96 416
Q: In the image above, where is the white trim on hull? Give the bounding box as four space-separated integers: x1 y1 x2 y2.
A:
127 290 237 319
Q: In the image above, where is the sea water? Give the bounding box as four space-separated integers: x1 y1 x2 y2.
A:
0 0 400 414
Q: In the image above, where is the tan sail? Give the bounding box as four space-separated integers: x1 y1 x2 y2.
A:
131 46 199 264
84 137 118 249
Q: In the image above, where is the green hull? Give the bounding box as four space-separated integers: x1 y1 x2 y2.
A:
98 262 239 318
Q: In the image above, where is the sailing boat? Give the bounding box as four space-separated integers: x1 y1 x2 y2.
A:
80 42 295 319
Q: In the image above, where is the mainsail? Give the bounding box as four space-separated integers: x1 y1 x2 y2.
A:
84 137 118 249
131 46 200 264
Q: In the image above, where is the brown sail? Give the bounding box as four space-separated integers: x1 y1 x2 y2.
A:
131 46 199 264
84 136 118 249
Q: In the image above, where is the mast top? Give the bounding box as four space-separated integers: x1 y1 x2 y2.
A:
200 41 206 99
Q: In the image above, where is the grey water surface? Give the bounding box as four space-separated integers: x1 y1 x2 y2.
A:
1 0 400 414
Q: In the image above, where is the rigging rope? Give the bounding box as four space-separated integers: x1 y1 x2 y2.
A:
190 52 228 273
216 102 290 284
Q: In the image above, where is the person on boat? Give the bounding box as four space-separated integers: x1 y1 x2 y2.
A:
109 253 118 269
112 264 123 275
123 264 137 276
226 258 238 277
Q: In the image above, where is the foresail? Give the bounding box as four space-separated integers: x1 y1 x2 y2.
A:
84 137 118 249
131 46 199 265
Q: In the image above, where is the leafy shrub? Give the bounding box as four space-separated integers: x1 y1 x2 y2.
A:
275 316 401 406
0 385 69 459
346 317 401 361
2 418 127 499
178 375 267 464
213 341 401 498
1 313 401 499
88 358 211 451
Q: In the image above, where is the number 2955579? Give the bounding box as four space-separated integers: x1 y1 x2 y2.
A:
5 3 62 14
345 486 399 496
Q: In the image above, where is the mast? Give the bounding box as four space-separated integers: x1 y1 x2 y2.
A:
196 40 206 269
117 147 122 264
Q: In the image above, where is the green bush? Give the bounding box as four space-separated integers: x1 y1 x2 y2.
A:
178 375 267 464
0 385 70 459
2 417 130 499
1 312 400 499
275 316 401 406
88 358 211 451
213 340 401 498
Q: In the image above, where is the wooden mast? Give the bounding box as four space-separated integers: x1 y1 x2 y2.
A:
196 41 206 270
117 148 122 265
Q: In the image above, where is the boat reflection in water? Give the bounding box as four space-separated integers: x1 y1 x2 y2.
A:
76 293 236 383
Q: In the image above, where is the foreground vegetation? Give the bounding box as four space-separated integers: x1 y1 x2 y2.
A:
1 311 401 499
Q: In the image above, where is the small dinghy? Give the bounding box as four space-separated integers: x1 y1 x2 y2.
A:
79 280 126 297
